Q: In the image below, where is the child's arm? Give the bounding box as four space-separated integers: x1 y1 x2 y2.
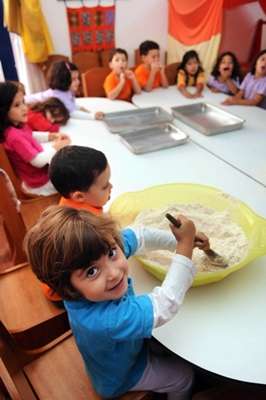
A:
125 70 141 94
223 91 264 106
148 215 196 328
160 66 169 88
193 83 204 98
225 79 239 95
105 72 127 100
71 108 104 121
143 62 161 92
178 86 194 98
30 136 71 168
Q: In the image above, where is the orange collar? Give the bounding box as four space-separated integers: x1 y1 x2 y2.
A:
59 197 103 215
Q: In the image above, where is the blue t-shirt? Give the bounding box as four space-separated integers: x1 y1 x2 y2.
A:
64 228 154 398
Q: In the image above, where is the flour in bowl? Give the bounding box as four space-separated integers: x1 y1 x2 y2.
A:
133 204 249 272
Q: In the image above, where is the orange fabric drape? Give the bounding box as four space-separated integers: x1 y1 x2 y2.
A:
168 0 223 46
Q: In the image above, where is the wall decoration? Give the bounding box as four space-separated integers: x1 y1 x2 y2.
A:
66 3 115 54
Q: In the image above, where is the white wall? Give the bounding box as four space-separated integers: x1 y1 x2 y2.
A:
40 0 168 66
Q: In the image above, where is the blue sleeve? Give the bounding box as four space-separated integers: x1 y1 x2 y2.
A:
121 228 138 258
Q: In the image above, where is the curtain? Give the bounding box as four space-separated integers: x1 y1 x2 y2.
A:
3 0 54 63
168 0 223 75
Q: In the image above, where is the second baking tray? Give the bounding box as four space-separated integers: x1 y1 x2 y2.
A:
119 124 188 154
103 107 173 134
171 103 245 136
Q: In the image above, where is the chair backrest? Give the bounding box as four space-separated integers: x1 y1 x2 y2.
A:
0 172 27 264
165 62 180 85
0 144 24 198
81 67 111 97
72 51 100 74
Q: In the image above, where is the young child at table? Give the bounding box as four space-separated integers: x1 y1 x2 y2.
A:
223 49 266 108
0 81 70 196
208 51 241 95
177 50 205 98
135 40 169 91
25 204 209 399
27 97 70 133
39 145 112 301
25 61 103 120
104 48 141 101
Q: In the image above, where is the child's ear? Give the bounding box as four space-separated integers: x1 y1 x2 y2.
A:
70 191 87 202
109 61 113 69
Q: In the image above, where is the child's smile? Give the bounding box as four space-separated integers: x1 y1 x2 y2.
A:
70 245 129 302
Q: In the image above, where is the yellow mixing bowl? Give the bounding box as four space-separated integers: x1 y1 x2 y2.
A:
110 183 266 286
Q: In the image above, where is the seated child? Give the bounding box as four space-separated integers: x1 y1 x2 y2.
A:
0 81 70 196
208 51 241 95
135 40 169 91
177 50 205 98
25 205 209 399
27 97 70 132
40 145 112 301
104 48 141 101
25 61 103 120
223 49 266 108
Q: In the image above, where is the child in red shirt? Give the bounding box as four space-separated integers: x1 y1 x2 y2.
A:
27 97 70 133
104 48 141 101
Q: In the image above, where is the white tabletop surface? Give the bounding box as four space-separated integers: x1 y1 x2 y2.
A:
132 86 266 188
62 99 266 384
76 97 136 113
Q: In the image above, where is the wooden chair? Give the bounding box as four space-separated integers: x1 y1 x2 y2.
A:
0 321 153 400
165 62 179 85
0 171 59 265
72 51 100 74
100 48 114 67
81 67 111 97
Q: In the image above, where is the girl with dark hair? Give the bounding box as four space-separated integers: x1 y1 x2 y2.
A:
223 49 266 108
25 61 103 120
176 50 205 98
27 97 70 132
0 81 70 196
208 51 241 95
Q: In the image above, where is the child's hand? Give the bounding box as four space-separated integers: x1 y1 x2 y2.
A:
52 136 71 150
95 111 104 120
209 86 220 93
151 61 161 73
119 72 126 84
192 92 203 98
169 215 195 243
125 70 135 80
222 96 236 105
49 132 69 141
194 232 210 251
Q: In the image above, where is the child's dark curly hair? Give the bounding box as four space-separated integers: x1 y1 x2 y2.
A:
211 51 242 81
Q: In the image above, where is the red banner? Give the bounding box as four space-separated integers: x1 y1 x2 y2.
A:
67 5 115 54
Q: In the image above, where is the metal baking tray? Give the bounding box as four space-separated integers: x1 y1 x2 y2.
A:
171 103 245 136
103 107 173 134
119 124 188 154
